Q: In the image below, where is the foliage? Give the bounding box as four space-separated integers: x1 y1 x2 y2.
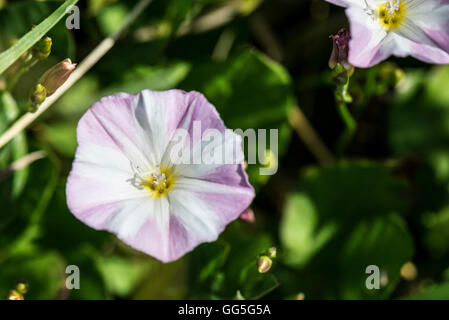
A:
0 0 448 300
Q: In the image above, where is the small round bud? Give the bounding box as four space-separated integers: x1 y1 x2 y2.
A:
240 208 255 223
29 83 47 109
400 261 418 281
29 83 47 108
257 256 272 274
266 247 277 259
16 281 29 294
8 289 24 300
296 292 305 300
32 36 52 60
38 58 76 96
378 62 404 87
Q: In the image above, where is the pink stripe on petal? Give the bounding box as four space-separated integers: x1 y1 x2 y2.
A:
196 191 254 225
409 41 449 64
423 26 449 53
183 91 226 144
78 93 139 152
346 9 388 68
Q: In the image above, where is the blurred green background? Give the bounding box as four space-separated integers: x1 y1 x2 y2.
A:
0 0 449 300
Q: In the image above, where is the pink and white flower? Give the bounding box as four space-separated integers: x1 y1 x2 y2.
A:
326 0 449 67
66 89 255 262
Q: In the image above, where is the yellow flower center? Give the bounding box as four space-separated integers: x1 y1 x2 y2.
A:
378 0 406 31
143 166 174 198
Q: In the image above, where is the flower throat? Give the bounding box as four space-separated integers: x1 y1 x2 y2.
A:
378 0 406 31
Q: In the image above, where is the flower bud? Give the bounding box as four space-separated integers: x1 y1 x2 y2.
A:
257 256 272 274
378 62 404 87
16 281 29 294
400 261 418 281
329 29 352 71
38 58 76 96
296 292 305 300
266 247 277 259
29 83 47 110
240 207 255 223
32 36 52 60
7 289 24 300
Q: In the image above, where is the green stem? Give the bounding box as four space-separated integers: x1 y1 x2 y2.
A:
336 99 356 155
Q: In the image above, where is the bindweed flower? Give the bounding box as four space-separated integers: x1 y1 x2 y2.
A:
325 0 449 67
38 58 76 96
66 90 255 262
329 28 352 70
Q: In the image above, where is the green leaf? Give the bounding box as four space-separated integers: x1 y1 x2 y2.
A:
180 50 294 189
97 3 128 36
279 161 413 299
280 193 337 267
64 244 109 300
181 50 294 130
389 65 449 155
0 251 66 299
0 0 78 75
189 242 230 285
0 91 28 198
338 214 413 299
40 123 77 157
280 161 409 267
422 205 449 259
406 282 449 300
133 259 188 299
96 255 151 298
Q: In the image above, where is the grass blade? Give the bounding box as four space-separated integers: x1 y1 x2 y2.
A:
0 0 78 75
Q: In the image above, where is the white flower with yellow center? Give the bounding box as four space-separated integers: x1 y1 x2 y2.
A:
326 0 449 67
66 90 255 262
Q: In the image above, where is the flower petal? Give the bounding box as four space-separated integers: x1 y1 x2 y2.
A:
67 93 151 230
166 182 253 261
132 90 192 165
406 0 449 60
395 18 449 64
109 197 172 262
346 6 390 68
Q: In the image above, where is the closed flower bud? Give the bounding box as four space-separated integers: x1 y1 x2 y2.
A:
240 207 255 223
329 29 352 71
378 62 404 87
257 256 272 274
266 247 277 259
16 281 29 294
32 36 52 60
29 83 47 110
38 58 76 96
7 289 24 300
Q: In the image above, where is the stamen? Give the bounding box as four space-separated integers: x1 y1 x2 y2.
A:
128 163 175 197
378 0 405 31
